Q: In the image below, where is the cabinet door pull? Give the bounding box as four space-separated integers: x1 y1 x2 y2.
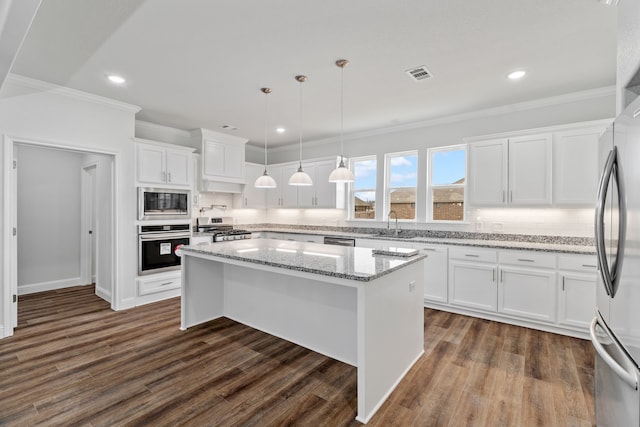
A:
464 254 480 258
161 171 166 182
422 248 436 252
510 190 513 203
167 172 172 182
244 197 248 207
160 281 173 286
517 258 535 262
562 276 565 291
582 264 597 268
500 269 503 283
493 268 496 283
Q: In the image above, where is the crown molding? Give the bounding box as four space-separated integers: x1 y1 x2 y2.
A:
268 85 616 153
5 73 141 113
135 120 191 140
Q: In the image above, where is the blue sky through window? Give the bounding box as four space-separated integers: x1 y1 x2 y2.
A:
432 149 465 185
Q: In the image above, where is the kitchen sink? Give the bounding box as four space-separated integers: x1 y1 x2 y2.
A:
373 230 415 239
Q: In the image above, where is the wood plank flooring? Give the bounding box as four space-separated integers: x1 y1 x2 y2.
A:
0 285 595 426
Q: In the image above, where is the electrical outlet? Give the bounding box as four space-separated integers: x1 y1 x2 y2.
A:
492 222 504 233
409 280 416 292
475 222 482 231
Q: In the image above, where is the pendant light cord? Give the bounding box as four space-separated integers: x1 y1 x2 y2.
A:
264 91 268 169
340 64 344 163
298 79 303 169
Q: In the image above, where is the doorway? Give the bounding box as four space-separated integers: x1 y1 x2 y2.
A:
3 136 117 337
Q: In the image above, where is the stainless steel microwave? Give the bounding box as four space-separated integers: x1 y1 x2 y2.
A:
138 187 191 220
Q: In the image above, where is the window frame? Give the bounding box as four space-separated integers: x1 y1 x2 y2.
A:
427 144 467 223
384 150 418 222
348 155 377 221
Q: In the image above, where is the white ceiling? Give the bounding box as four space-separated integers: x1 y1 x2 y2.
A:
10 0 617 148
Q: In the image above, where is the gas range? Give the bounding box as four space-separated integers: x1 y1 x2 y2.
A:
211 230 252 242
194 221 252 242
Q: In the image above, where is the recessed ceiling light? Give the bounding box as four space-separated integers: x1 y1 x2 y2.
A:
107 74 126 84
507 70 526 80
275 127 286 133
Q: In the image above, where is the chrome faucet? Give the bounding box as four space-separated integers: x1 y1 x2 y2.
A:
388 210 399 236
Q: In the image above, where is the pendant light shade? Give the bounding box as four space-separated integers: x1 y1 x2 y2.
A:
289 75 313 186
328 59 355 183
254 87 277 188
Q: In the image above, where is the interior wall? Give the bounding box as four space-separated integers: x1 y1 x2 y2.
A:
16 144 83 293
0 75 139 333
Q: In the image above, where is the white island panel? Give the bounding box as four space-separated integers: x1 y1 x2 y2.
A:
179 239 426 423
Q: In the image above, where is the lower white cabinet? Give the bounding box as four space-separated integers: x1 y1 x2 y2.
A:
449 260 497 312
414 245 448 304
557 254 598 329
137 271 181 296
498 266 556 323
448 248 498 312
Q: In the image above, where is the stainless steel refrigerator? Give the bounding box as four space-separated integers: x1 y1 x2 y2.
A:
592 95 640 426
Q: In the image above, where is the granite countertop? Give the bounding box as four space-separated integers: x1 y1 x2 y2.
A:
178 239 427 282
245 226 596 255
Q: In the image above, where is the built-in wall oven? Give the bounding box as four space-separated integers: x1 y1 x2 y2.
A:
138 187 191 221
138 224 190 275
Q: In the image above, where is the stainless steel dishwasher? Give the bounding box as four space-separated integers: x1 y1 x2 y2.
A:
323 236 356 246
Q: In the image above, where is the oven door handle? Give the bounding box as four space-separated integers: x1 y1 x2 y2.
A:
139 233 191 241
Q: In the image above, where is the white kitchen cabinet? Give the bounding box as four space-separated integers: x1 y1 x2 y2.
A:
137 271 181 296
448 248 498 312
498 266 556 323
413 244 448 304
553 126 604 205
468 139 508 205
557 254 598 329
298 160 337 208
467 133 552 206
265 164 300 208
136 140 192 187
235 163 266 208
191 128 248 184
497 250 556 323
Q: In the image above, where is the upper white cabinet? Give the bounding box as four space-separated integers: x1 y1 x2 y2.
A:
553 126 604 205
191 129 247 184
468 138 509 205
135 139 193 187
508 134 552 204
297 160 337 208
468 134 551 206
235 162 266 208
256 159 340 209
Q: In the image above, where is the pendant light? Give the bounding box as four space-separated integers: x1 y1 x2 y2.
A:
254 87 277 188
288 75 313 186
328 59 355 183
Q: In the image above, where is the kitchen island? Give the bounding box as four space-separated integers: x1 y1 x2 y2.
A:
178 238 427 423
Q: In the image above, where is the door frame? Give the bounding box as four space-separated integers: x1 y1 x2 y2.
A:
2 134 119 338
81 162 98 286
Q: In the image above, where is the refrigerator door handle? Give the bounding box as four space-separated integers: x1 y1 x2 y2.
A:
590 316 638 390
595 146 626 297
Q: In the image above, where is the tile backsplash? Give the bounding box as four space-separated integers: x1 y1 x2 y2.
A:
195 192 594 238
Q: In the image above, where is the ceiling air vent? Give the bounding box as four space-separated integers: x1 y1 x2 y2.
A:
220 124 238 131
405 66 433 82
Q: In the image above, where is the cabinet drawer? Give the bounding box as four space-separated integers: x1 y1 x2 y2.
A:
413 244 448 255
499 251 556 269
138 274 181 296
558 254 598 273
449 247 497 263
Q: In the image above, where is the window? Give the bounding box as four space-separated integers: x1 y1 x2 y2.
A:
428 145 466 221
386 151 418 220
350 156 376 220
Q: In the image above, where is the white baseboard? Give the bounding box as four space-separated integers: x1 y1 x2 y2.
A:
18 277 86 295
95 286 111 303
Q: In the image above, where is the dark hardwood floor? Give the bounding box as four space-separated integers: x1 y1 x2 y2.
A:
0 285 595 426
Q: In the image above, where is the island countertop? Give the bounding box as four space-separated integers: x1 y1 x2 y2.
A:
178 239 427 282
